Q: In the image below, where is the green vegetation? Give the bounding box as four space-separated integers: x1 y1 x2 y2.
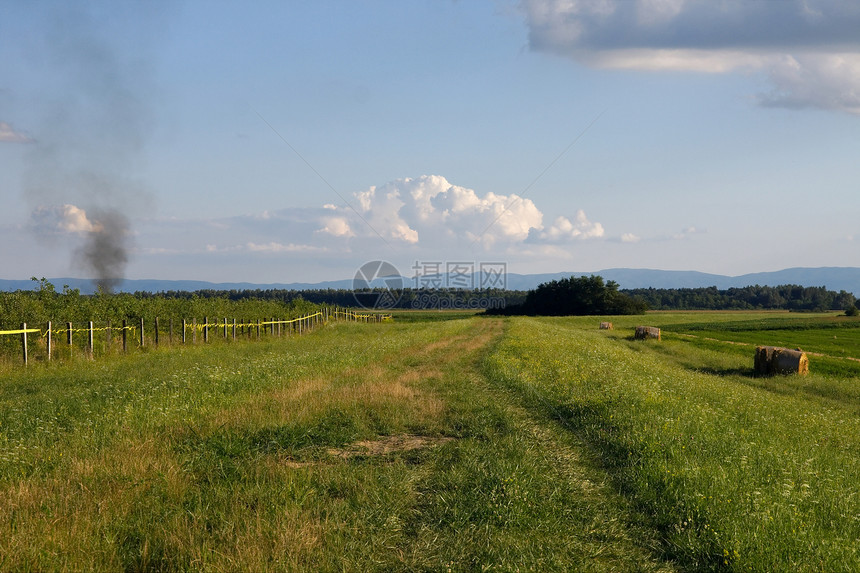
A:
3 309 860 570
489 275 648 316
1 278 320 327
104 281 858 313
486 313 860 571
0 317 671 572
624 284 855 312
0 279 326 365
159 287 527 311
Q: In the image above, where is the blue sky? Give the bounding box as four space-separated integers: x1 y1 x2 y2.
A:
1 0 859 284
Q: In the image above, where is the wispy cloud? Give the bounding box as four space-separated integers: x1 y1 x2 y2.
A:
671 226 702 241
611 225 702 244
523 0 860 114
245 242 327 254
0 121 34 143
204 242 328 254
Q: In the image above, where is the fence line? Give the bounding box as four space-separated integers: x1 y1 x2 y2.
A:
0 307 392 366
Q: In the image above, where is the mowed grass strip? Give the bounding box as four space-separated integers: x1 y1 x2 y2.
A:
1 316 673 572
487 316 860 572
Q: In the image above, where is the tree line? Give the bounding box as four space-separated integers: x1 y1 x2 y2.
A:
486 277 858 316
0 278 321 330
155 287 527 310
3 278 857 328
622 284 857 312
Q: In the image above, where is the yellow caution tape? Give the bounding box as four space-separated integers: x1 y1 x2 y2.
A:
47 325 138 337
0 328 41 336
3 311 387 339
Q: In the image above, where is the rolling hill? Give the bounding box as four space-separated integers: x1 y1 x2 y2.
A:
2 267 858 295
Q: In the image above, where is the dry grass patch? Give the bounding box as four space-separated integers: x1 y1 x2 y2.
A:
209 372 446 438
205 333 461 439
328 434 456 460
277 434 457 468
0 435 190 570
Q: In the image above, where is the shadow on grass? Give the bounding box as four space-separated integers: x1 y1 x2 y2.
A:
692 365 756 378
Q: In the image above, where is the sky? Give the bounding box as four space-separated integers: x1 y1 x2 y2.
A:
1 0 859 285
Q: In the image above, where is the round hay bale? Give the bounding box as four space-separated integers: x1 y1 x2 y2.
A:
771 348 809 375
634 326 661 340
754 346 777 376
754 346 809 376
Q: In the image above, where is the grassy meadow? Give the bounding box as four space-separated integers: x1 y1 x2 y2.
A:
1 310 860 570
487 312 860 571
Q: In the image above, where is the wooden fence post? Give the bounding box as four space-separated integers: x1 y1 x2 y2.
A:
204 317 209 343
192 319 197 344
88 321 94 357
154 317 160 347
232 318 236 341
140 318 145 348
122 320 127 352
223 317 228 340
67 322 73 347
47 321 52 362
182 319 187 344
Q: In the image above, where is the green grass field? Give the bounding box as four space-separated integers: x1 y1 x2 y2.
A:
2 311 860 571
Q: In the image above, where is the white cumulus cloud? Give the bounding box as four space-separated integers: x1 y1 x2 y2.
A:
528 210 605 243
30 204 99 234
317 216 355 238
137 176 608 267
318 175 587 249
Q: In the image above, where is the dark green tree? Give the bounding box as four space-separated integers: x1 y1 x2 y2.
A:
489 275 647 316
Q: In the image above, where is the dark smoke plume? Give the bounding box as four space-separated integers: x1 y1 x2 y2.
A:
21 3 166 290
75 208 130 293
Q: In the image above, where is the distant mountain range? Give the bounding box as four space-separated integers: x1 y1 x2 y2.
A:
2 267 858 295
